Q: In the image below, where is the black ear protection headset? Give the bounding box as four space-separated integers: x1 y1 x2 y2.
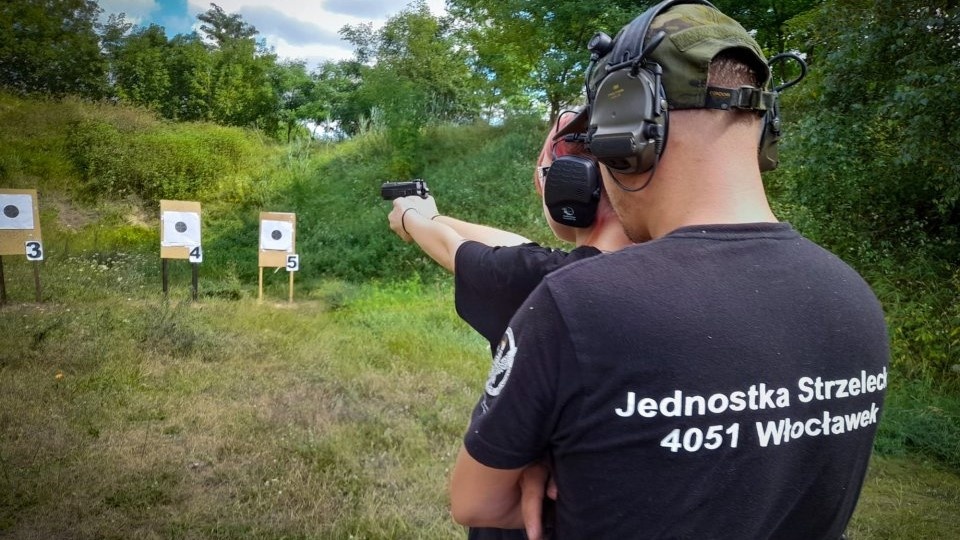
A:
554 0 807 185
543 0 807 224
542 144 602 228
581 0 693 176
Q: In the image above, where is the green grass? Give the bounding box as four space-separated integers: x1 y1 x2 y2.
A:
847 456 960 539
0 262 487 539
2 253 960 539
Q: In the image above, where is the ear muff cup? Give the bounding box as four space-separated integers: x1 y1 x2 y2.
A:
544 155 601 228
588 67 668 174
584 0 711 175
757 97 781 172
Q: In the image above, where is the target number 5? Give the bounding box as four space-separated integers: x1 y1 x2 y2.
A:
25 240 44 261
188 246 203 263
286 254 299 272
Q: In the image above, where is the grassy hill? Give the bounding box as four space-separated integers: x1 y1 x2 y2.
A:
1 92 959 538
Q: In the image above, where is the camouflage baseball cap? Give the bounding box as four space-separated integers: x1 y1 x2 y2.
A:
558 2 770 136
640 2 770 109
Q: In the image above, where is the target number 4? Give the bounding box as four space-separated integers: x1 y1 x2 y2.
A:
286 254 299 272
188 246 203 263
25 240 44 261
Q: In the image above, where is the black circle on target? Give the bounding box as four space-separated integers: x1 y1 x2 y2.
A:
175 221 188 233
271 230 283 241
3 205 19 219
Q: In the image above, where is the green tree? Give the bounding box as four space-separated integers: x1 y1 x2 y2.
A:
307 60 366 137
710 0 822 85
209 38 278 129
342 2 481 124
447 1 823 118
197 2 257 48
711 0 824 54
109 24 172 110
270 60 314 142
100 12 133 63
0 0 106 97
195 3 279 130
163 34 214 121
341 1 482 175
448 0 633 118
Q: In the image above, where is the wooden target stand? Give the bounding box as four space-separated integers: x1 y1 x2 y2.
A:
160 200 202 301
258 212 299 303
0 189 44 305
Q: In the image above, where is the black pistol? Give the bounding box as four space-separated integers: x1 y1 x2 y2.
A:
381 179 430 200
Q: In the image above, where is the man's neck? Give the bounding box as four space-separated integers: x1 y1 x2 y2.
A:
644 173 777 239
640 119 777 239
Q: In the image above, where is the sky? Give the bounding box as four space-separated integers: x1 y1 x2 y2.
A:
97 0 449 68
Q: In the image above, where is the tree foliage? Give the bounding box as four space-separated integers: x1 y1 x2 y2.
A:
710 0 823 85
308 60 365 137
197 2 258 48
108 24 172 110
444 0 824 117
447 0 635 118
340 1 483 175
99 4 279 130
782 0 960 261
207 37 278 129
271 60 314 143
162 34 215 121
0 0 106 97
711 0 825 54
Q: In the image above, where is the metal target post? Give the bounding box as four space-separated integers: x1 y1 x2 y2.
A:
191 262 199 301
0 256 6 306
162 259 169 296
32 260 41 302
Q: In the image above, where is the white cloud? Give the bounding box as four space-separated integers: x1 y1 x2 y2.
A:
185 0 448 67
324 0 401 19
240 6 341 46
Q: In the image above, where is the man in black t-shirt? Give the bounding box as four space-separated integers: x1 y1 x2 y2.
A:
450 2 890 539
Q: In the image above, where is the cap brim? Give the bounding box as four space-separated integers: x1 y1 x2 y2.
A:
553 107 590 140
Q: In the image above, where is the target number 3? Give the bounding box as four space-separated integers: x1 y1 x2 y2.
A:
188 246 203 263
286 254 299 272
25 240 44 261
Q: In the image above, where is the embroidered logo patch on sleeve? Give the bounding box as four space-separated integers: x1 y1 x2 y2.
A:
485 328 517 396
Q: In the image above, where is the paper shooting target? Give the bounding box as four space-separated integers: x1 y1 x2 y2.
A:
159 200 202 260
161 211 202 247
258 212 296 269
0 189 41 257
0 194 35 230
260 219 294 251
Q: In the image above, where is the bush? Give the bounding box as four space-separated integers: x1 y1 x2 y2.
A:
778 1 960 264
0 93 81 189
66 116 271 203
875 378 960 470
869 262 960 383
